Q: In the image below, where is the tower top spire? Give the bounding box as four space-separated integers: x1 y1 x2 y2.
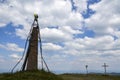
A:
34 13 38 21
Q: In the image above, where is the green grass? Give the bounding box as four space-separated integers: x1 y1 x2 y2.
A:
0 71 120 80
60 73 120 80
0 70 63 80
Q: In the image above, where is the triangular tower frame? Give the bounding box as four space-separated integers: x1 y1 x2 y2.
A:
11 14 49 72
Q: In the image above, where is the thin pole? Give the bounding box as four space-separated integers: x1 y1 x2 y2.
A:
38 30 44 70
37 18 50 72
85 65 88 75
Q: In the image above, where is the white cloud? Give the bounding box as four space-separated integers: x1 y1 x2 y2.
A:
43 43 63 51
85 0 120 36
0 55 5 62
41 27 70 42
9 53 20 59
73 0 88 13
0 0 84 39
0 0 120 73
61 35 120 56
0 43 24 52
60 26 83 34
41 27 80 42
0 23 6 27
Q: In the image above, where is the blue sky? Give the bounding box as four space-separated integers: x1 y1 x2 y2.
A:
0 0 120 73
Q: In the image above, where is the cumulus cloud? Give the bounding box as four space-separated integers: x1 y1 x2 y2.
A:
41 26 82 42
9 53 21 59
0 0 120 72
73 0 88 13
43 43 63 51
41 27 72 42
0 0 84 39
62 35 120 56
0 43 24 52
85 0 120 36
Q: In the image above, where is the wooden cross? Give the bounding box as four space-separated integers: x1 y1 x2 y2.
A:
102 63 108 75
